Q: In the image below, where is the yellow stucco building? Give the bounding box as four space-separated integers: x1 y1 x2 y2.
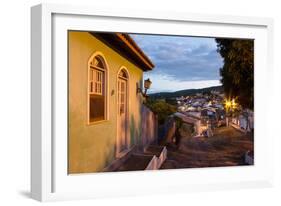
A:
68 31 154 173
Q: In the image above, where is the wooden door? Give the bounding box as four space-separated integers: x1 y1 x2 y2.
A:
117 77 128 154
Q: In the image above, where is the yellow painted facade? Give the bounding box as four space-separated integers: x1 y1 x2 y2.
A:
68 31 144 173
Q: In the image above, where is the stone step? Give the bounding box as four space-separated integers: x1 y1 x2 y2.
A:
114 146 168 171
115 153 154 172
144 145 165 157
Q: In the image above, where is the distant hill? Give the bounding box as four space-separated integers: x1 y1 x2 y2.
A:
149 85 223 99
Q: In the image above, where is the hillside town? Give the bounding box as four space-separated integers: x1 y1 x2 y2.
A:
174 90 254 137
152 89 255 169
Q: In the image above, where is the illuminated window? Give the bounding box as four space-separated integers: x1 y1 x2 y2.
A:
88 54 107 122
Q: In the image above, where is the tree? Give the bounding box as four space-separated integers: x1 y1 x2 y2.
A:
215 39 254 109
144 99 177 125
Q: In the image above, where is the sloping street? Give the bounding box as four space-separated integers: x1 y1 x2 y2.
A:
161 126 253 169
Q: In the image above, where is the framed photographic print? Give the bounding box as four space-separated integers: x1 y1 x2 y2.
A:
31 3 274 201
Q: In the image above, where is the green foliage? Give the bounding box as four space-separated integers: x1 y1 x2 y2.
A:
216 39 254 109
145 98 177 125
165 98 178 106
181 123 195 137
174 116 183 129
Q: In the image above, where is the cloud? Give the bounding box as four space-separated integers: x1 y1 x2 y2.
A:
143 72 221 93
131 34 223 91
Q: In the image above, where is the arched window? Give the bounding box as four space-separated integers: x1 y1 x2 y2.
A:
88 54 107 123
118 69 128 79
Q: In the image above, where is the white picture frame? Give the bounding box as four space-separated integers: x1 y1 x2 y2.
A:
31 3 274 202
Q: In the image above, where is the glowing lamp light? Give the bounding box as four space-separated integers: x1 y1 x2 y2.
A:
224 97 238 111
225 100 232 108
231 99 237 109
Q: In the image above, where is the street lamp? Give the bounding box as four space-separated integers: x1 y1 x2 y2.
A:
225 99 232 110
231 98 237 109
144 78 152 94
224 97 238 127
137 78 152 97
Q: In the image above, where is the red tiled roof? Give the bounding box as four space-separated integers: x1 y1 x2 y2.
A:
117 33 154 70
89 32 154 71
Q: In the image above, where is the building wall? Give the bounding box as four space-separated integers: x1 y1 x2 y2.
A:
68 31 144 173
141 105 158 146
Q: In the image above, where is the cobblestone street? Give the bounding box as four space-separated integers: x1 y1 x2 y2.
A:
161 126 254 169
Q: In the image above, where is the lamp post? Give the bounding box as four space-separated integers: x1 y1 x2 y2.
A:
137 78 152 98
144 78 152 95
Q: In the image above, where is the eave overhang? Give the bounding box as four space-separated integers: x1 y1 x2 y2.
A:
89 32 154 71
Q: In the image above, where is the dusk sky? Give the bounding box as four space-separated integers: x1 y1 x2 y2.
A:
131 34 223 93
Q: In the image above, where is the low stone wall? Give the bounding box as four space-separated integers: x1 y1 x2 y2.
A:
231 115 254 132
145 146 167 170
162 117 176 143
230 122 247 133
157 146 167 168
145 156 158 170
